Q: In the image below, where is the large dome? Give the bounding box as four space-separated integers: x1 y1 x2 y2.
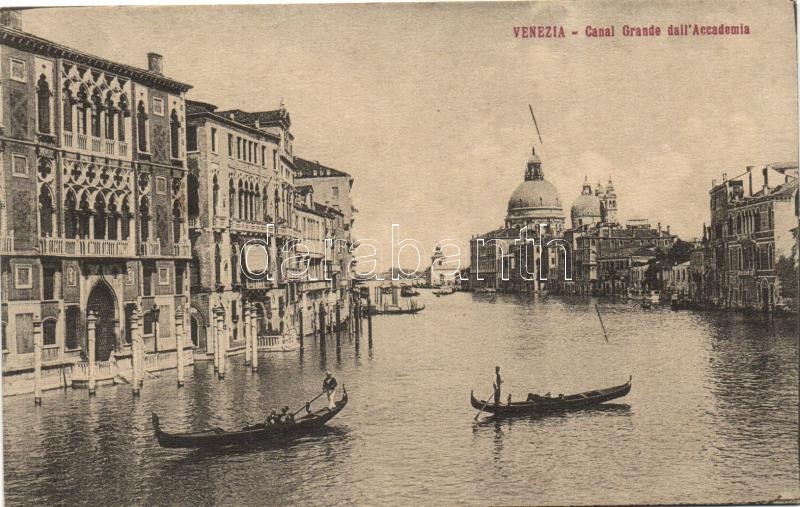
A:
571 193 601 217
507 179 562 211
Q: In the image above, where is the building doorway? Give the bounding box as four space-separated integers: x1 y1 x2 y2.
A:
87 282 116 361
190 307 206 351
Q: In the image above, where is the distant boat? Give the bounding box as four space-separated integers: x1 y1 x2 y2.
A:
471 377 632 417
401 286 420 297
627 288 660 304
475 287 496 294
152 388 348 449
432 286 455 297
370 301 425 315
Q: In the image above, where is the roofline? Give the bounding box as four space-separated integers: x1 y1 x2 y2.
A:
187 109 281 142
1 26 192 93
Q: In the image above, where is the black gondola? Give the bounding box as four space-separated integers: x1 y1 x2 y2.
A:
152 388 348 449
470 377 631 417
401 286 420 297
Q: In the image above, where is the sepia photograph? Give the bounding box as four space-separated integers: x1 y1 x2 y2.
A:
0 1 798 505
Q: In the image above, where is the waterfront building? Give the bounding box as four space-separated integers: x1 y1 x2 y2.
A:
596 246 656 295
293 156 357 332
469 146 566 293
706 163 798 311
429 245 456 287
185 100 295 357
0 14 194 393
666 261 691 297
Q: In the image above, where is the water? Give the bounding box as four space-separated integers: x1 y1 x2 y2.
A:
4 292 798 505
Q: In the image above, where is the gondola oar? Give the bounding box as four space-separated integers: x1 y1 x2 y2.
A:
474 388 497 420
291 390 326 418
594 304 609 343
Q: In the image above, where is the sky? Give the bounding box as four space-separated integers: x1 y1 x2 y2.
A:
21 1 798 271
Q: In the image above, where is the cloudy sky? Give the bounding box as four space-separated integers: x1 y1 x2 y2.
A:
23 1 797 271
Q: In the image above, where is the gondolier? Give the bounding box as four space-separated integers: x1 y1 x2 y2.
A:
323 370 338 410
493 366 503 406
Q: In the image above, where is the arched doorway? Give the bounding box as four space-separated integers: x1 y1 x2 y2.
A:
190 307 206 351
87 282 116 361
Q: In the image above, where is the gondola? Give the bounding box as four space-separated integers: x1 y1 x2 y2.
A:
152 388 348 449
470 377 631 417
400 286 420 297
370 303 425 315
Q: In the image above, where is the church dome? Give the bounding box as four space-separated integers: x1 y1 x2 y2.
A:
571 179 601 218
571 193 601 217
507 179 562 211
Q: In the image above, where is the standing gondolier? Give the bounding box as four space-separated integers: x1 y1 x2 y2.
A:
493 366 503 406
323 370 338 410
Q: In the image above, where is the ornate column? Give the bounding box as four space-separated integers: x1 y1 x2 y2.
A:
33 315 42 405
175 306 185 387
130 306 141 396
243 300 251 366
249 304 258 372
87 310 97 396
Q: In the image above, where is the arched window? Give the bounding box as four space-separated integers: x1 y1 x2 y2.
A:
107 197 118 240
172 200 182 242
104 93 115 140
274 188 280 222
36 75 51 134
229 179 236 218
93 193 106 239
39 185 54 237
214 243 222 285
262 184 269 221
136 101 148 152
188 173 199 217
78 193 91 238
170 109 180 159
64 190 78 238
43 319 57 346
121 197 131 240
212 175 219 215
118 95 128 142
91 89 102 138
76 86 88 135
139 197 150 242
238 180 245 220
62 87 73 132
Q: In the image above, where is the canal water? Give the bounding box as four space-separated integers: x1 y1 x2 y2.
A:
3 291 798 505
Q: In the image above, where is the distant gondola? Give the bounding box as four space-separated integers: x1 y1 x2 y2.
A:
152 388 348 449
470 377 631 417
370 303 425 315
401 286 420 297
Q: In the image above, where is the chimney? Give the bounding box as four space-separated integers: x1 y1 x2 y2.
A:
254 120 260 128
657 222 661 234
147 52 163 75
712 178 717 187
722 172 727 182
667 225 670 235
762 166 769 193
747 166 754 195
228 113 235 120
0 10 22 30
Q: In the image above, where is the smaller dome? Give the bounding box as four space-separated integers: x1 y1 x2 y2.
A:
571 193 602 218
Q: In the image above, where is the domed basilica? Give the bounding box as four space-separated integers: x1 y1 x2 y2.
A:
504 147 565 234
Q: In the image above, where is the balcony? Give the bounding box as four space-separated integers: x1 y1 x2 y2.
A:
230 218 270 235
212 216 230 230
139 240 161 257
277 224 301 239
173 241 191 258
0 231 14 254
39 237 133 257
62 132 131 160
242 277 273 290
